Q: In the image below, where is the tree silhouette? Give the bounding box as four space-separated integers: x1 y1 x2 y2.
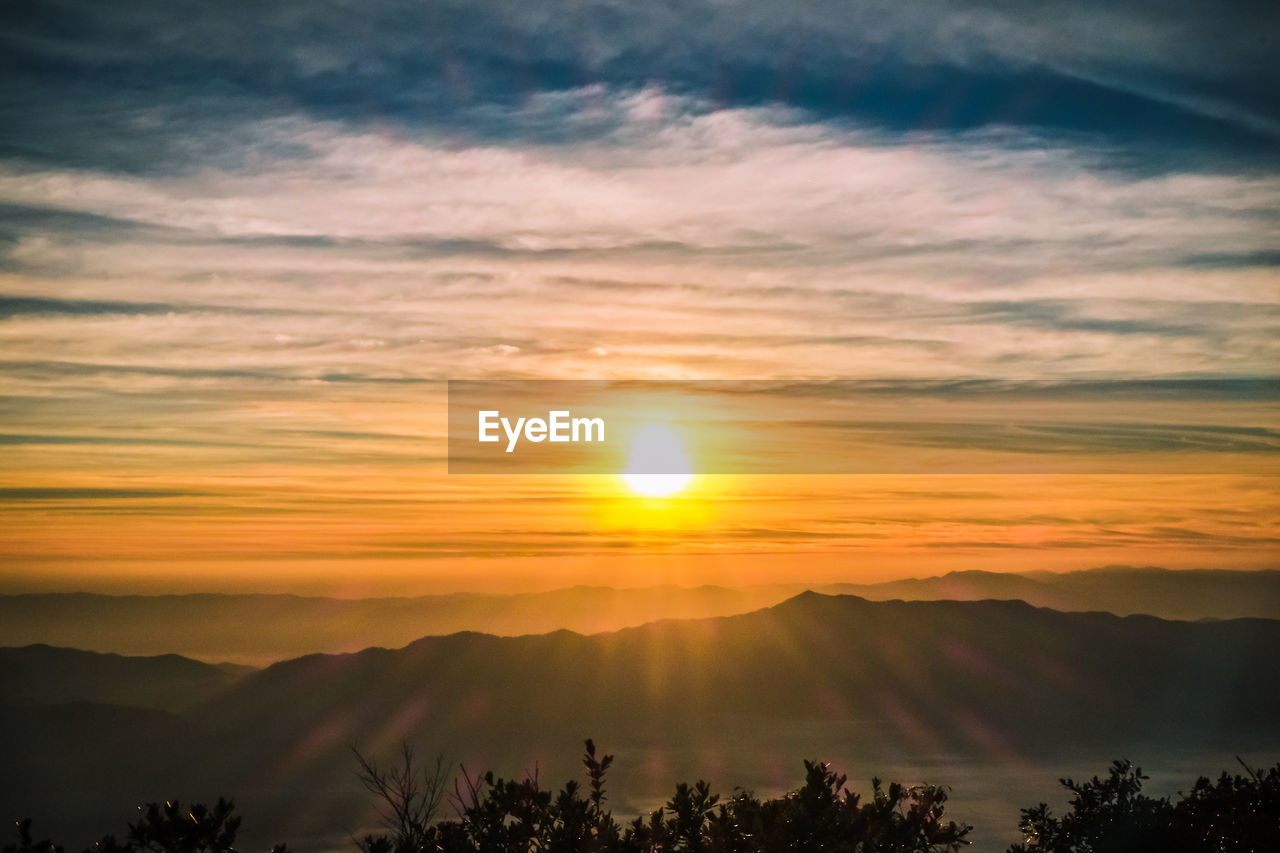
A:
1170 758 1280 852
684 760 970 853
1010 758 1280 853
4 819 64 853
352 743 449 853
10 750 1275 853
353 741 970 852
102 799 241 853
5 800 287 853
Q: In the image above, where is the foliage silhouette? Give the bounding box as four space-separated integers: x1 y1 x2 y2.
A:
355 741 970 852
1010 758 1280 853
4 800 288 853
4 819 64 853
101 799 241 853
9 749 1280 853
652 760 971 853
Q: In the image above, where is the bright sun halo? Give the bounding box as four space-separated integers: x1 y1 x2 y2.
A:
622 423 693 497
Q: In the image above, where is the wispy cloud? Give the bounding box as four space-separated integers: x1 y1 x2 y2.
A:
3 1 1277 174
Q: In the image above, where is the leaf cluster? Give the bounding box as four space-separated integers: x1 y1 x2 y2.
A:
356 742 969 853
1010 758 1280 853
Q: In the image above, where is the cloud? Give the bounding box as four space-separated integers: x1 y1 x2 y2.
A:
1177 250 1280 270
2 103 1276 264
0 488 204 500
2 0 1277 181
4 95 1273 383
0 433 237 448
0 296 181 318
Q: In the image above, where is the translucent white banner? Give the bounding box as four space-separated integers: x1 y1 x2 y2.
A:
447 379 1280 474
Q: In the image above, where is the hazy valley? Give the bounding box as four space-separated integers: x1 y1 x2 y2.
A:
3 575 1277 850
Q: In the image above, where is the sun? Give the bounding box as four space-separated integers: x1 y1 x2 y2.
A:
621 423 694 497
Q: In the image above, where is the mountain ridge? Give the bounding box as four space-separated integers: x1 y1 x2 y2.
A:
3 591 1278 853
2 567 1276 665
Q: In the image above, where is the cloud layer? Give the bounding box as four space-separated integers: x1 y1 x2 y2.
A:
0 1 1276 586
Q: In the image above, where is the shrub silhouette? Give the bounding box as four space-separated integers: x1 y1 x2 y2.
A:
1010 758 1280 853
5 800 287 853
356 740 970 852
95 799 242 853
10 749 1279 853
5 819 65 853
1171 759 1280 851
631 760 970 853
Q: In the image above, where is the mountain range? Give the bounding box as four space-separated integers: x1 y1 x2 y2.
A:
2 566 1276 665
2 590 1277 850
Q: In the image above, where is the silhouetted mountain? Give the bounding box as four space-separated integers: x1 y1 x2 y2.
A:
818 566 1280 622
1 568 1275 664
3 594 1277 851
0 644 247 712
200 593 1280 756
0 585 786 665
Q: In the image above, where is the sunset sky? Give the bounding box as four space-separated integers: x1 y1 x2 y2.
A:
1 1 1277 594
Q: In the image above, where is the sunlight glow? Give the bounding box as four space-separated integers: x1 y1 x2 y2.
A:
622 423 694 498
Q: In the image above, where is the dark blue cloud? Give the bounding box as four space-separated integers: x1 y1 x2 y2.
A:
741 378 1280 403
957 299 1280 339
0 433 236 447
1178 250 1280 269
0 487 205 500
0 203 159 237
1 0 1276 176
802 419 1280 456
0 295 179 318
0 359 442 386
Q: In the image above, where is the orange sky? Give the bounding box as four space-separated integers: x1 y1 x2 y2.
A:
2 464 1275 594
2 370 1277 593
